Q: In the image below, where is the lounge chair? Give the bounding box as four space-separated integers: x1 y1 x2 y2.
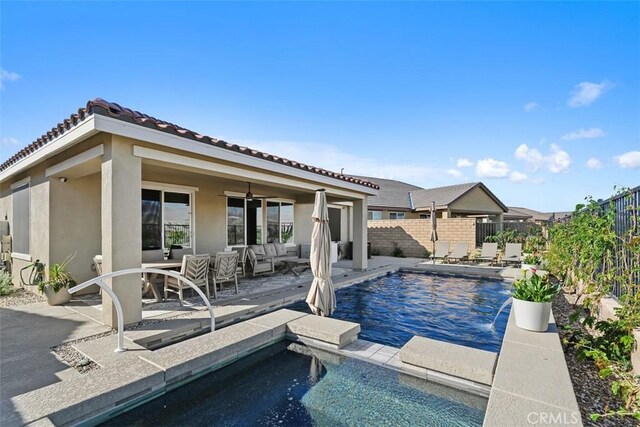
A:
209 251 240 298
164 254 210 305
226 245 248 277
247 247 275 277
447 242 469 264
502 243 522 266
430 241 450 263
475 242 498 264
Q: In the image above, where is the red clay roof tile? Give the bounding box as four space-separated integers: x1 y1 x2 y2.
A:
0 99 378 190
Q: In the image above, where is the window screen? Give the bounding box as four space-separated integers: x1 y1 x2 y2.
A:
12 184 30 254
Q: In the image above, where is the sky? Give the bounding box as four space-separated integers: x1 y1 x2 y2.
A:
1 1 638 212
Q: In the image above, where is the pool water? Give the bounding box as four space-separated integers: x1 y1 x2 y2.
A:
289 271 511 352
102 341 487 427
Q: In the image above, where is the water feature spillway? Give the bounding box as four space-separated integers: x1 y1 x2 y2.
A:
490 297 513 330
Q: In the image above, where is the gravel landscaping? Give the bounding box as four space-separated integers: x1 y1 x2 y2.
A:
553 292 637 427
0 287 45 307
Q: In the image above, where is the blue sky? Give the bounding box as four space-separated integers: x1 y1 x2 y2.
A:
1 1 638 211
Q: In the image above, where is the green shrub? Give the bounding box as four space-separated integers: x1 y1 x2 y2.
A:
512 271 559 303
391 242 405 258
38 255 76 294
0 271 14 296
522 254 542 265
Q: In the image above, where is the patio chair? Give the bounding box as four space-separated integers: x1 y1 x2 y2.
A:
164 254 210 305
227 245 248 277
502 243 522 266
447 242 470 264
209 251 240 298
247 247 275 277
142 249 165 263
429 241 450 263
475 242 498 264
168 247 194 262
93 255 103 276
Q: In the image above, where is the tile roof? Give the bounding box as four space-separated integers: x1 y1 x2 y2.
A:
505 207 551 222
350 176 422 209
409 182 480 210
0 98 379 190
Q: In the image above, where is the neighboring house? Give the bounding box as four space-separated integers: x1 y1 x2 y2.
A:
0 98 378 326
354 177 508 222
504 207 573 225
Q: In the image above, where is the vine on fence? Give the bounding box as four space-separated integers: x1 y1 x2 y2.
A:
548 188 640 421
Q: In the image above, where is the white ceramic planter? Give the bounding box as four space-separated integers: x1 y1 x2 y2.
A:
512 298 552 332
44 286 72 306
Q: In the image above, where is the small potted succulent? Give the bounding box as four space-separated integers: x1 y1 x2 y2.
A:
511 270 560 332
521 253 542 271
38 255 76 306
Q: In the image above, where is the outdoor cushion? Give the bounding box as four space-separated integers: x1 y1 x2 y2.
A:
250 244 266 257
275 243 288 256
264 243 278 258
247 247 257 261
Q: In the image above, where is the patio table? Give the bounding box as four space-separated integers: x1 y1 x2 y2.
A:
141 260 182 302
281 258 311 277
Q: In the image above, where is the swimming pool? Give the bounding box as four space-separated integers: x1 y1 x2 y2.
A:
289 271 511 352
101 341 487 427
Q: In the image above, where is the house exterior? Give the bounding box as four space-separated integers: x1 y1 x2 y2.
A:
0 98 378 326
354 177 508 222
504 207 573 225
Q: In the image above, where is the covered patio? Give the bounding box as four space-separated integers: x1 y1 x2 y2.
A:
5 100 379 327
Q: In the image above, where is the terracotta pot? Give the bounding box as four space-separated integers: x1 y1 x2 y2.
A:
512 298 552 332
43 286 72 306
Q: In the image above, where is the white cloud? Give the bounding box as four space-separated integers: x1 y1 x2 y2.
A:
476 158 510 178
562 127 605 141
547 144 572 173
614 151 640 169
236 139 449 186
446 169 463 178
456 158 473 168
514 143 571 173
586 157 603 170
514 144 544 171
567 80 613 108
523 102 539 112
0 68 21 89
1 137 20 147
509 171 528 182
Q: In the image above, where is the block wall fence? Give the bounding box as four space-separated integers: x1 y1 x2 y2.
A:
367 218 476 258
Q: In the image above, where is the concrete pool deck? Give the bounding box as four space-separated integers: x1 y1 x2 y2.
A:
1 257 538 425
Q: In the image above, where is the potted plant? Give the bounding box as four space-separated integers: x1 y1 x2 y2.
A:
521 253 542 271
38 255 76 306
511 270 560 332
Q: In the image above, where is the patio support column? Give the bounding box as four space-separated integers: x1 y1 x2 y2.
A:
352 198 368 270
497 212 504 231
101 137 142 327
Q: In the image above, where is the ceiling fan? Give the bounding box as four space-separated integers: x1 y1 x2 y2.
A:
219 182 278 201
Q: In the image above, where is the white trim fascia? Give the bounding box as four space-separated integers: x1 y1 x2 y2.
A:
10 176 31 190
141 181 199 193
11 252 32 262
45 144 104 177
0 116 98 183
133 145 365 200
96 115 377 196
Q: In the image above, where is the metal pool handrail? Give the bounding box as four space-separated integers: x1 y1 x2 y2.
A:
68 268 216 353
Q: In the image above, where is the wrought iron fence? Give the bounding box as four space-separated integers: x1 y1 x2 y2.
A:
475 222 542 247
164 223 190 247
599 186 640 298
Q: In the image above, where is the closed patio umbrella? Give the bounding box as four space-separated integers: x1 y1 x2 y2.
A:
430 201 438 265
305 189 336 317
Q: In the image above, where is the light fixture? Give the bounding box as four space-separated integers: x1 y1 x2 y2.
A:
59 177 68 183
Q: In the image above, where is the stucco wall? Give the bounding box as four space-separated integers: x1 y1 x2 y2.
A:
368 218 476 258
449 186 503 215
50 172 101 284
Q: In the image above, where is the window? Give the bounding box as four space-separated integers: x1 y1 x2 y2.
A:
12 182 30 255
389 212 405 220
368 210 382 220
226 198 265 246
227 197 245 245
142 187 193 250
266 201 294 243
419 214 430 220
